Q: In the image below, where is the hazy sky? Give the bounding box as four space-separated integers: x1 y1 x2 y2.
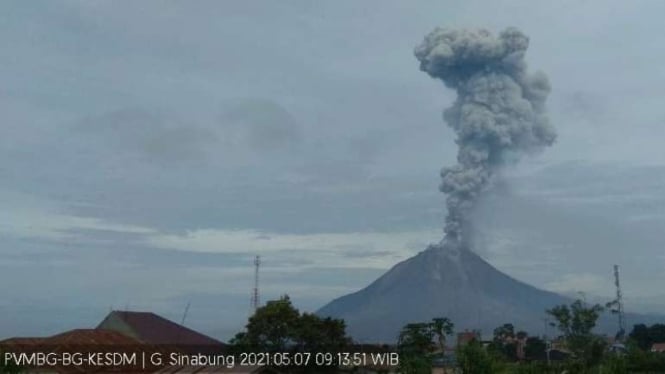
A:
2 0 665 340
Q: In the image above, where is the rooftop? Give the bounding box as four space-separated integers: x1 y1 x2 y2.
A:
97 310 225 347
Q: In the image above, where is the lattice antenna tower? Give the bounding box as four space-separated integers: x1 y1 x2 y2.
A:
613 264 626 340
250 255 261 311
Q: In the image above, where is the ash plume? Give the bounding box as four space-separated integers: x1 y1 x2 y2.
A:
414 27 556 247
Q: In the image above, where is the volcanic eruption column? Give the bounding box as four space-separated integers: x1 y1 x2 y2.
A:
415 27 556 248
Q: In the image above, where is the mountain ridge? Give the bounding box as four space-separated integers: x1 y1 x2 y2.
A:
317 243 662 343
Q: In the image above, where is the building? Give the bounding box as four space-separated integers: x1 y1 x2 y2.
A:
1 311 233 373
651 342 665 353
0 329 156 373
97 310 226 353
0 328 142 349
456 330 481 346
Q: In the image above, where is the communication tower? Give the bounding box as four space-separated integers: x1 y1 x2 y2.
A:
250 255 261 311
611 264 626 340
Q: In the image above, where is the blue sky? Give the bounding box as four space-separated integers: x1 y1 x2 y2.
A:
2 0 665 340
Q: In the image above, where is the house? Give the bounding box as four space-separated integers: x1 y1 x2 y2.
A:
1 311 232 373
651 342 665 353
97 310 226 353
0 329 155 373
456 330 481 346
1 328 261 373
0 328 142 349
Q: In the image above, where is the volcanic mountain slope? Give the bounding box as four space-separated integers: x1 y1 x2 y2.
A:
318 244 569 342
319 244 664 343
317 245 665 343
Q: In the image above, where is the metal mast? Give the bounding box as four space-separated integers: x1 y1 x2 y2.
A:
612 264 626 340
250 255 261 311
181 301 191 326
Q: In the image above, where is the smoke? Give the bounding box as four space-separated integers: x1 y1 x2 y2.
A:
414 27 556 247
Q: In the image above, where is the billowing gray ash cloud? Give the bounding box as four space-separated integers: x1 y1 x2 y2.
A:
415 27 556 247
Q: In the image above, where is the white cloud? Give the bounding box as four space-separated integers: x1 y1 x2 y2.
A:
145 228 441 269
0 191 156 242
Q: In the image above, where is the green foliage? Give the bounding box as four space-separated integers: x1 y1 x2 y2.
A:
293 313 348 353
497 342 518 361
547 299 604 338
600 354 628 374
456 339 493 374
397 323 435 355
0 352 21 374
494 323 515 341
624 341 665 372
229 295 350 360
396 353 431 374
431 317 454 353
489 323 530 362
546 299 606 368
396 317 455 374
397 322 434 374
523 336 546 361
628 323 665 351
237 295 300 351
500 361 558 374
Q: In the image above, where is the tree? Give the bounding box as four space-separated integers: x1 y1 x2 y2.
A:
624 340 665 372
229 295 350 358
524 336 546 361
546 299 606 368
240 295 300 351
397 318 454 374
397 322 434 374
294 313 349 353
398 323 434 353
493 323 515 341
456 339 493 374
629 324 651 351
430 317 454 354
0 352 21 374
489 323 518 361
628 323 665 351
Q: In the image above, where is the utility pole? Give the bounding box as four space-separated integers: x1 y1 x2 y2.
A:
250 255 261 312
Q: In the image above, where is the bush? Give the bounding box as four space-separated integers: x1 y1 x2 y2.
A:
456 340 493 374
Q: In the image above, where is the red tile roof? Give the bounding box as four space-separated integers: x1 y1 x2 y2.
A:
0 329 140 347
98 311 224 346
0 337 46 345
0 330 153 373
48 328 142 345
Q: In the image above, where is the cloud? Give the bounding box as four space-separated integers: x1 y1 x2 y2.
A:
0 191 155 242
73 108 217 164
545 273 610 296
219 98 302 151
3 0 665 341
145 228 440 269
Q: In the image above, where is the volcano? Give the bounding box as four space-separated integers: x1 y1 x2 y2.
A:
318 243 571 343
318 243 665 343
